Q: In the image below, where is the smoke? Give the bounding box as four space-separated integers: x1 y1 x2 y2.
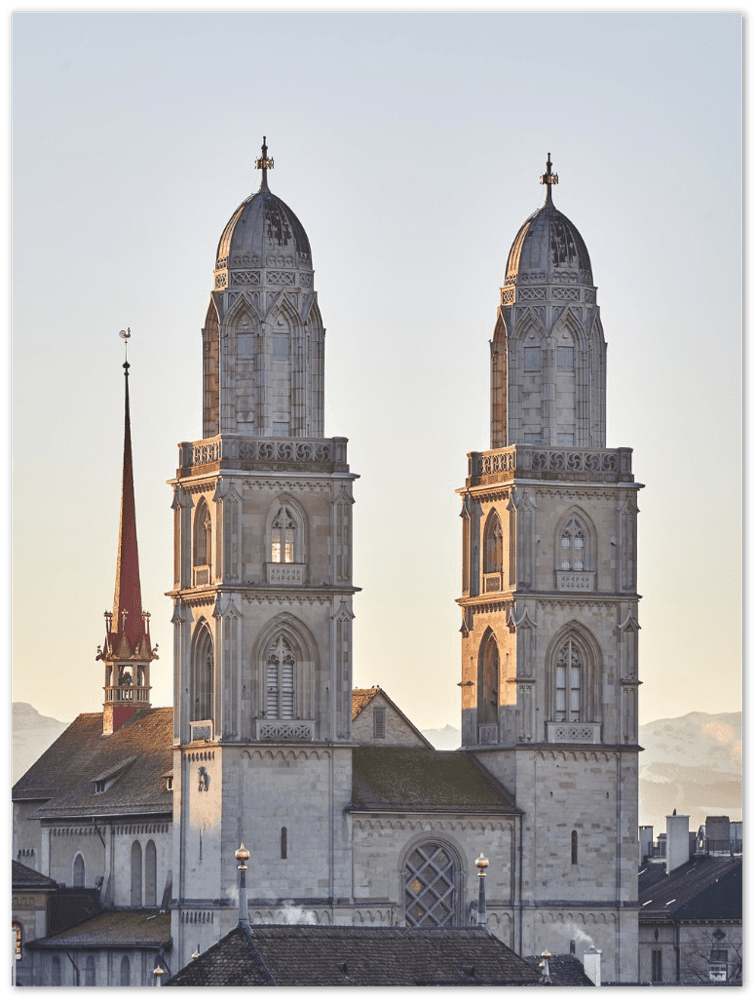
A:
275 902 317 925
565 924 596 950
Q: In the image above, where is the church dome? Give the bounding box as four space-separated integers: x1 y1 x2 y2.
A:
505 156 592 286
213 139 313 287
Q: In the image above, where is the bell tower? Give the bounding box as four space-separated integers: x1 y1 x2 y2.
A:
169 141 358 965
457 157 641 982
97 342 158 735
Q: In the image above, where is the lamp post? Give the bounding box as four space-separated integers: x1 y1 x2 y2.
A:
474 853 489 928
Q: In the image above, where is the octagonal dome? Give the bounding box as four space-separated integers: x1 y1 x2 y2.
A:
505 193 592 286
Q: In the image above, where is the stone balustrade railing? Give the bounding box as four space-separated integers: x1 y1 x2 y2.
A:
178 435 349 474
467 445 633 485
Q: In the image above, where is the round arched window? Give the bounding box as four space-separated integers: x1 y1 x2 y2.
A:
404 842 457 927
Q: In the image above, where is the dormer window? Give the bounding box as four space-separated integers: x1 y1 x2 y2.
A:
94 780 106 794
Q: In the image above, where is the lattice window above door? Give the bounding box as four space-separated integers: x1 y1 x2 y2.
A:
404 843 456 927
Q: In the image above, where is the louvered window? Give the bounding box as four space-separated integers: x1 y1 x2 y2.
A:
266 635 296 719
555 639 582 722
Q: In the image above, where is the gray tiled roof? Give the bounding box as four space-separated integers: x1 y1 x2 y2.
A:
638 857 742 921
12 860 57 890
351 747 519 813
28 909 171 949
524 954 595 986
164 924 542 987
12 707 173 818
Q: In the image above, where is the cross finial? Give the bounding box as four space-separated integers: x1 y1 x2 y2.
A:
255 135 274 191
539 153 558 203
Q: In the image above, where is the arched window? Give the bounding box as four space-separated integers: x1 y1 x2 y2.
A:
193 497 212 567
560 517 585 571
145 840 157 906
571 830 579 865
191 623 214 721
478 632 499 726
130 840 142 906
51 956 61 986
73 853 85 887
85 956 96 986
12 922 22 960
281 827 288 860
483 511 503 575
271 506 297 564
120 956 131 986
555 638 582 722
266 635 296 719
404 842 458 927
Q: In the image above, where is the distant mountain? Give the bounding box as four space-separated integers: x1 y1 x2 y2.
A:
12 703 69 785
638 711 741 835
422 710 742 836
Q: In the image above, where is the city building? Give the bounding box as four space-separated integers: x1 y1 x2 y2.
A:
13 145 641 984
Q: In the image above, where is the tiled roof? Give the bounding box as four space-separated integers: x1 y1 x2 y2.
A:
524 954 595 986
638 857 742 921
351 747 519 813
164 924 542 987
12 860 57 890
352 687 434 747
12 707 173 818
28 909 171 949
47 889 103 936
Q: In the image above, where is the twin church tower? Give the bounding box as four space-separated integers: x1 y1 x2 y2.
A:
114 144 642 977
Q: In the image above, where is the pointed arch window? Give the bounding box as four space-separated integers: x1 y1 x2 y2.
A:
271 506 297 564
131 840 142 906
193 498 212 568
478 632 499 727
51 956 61 986
145 840 157 906
266 634 296 719
192 624 214 722
73 853 85 887
120 956 131 986
555 638 582 722
560 517 585 571
85 956 96 986
483 511 503 575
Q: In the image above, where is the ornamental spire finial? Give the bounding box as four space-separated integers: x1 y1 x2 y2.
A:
255 135 274 191
539 152 558 203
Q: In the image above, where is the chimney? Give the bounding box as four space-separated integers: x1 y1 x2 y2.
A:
583 946 601 986
666 813 690 873
638 825 654 864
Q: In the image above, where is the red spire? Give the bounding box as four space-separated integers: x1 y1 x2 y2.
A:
109 360 149 656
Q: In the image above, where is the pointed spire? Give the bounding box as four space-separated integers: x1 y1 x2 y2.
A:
255 135 274 192
110 341 149 654
539 152 559 204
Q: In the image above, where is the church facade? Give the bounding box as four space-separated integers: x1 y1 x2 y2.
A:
13 146 641 985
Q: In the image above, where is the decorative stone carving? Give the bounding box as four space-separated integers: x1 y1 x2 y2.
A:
478 724 498 745
231 270 261 285
545 721 601 744
255 720 314 741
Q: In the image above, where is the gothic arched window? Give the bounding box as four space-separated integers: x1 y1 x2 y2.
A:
73 853 85 887
555 638 582 722
193 497 212 568
483 510 503 576
478 632 499 726
571 830 579 865
130 841 142 906
12 922 22 961
271 506 297 564
192 623 214 721
120 956 131 987
404 842 458 927
51 957 61 986
85 956 96 986
145 840 157 906
266 635 296 719
560 517 586 571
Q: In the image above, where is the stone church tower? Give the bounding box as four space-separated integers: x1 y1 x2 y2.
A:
457 157 641 980
169 141 357 966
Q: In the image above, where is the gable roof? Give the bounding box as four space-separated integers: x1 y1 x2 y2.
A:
28 909 171 950
12 860 58 891
351 747 519 814
164 924 542 987
352 687 433 748
638 857 742 922
12 707 173 819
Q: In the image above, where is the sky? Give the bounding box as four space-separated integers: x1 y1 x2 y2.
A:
12 11 742 731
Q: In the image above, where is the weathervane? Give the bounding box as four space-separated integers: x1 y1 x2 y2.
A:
255 136 274 189
119 327 131 370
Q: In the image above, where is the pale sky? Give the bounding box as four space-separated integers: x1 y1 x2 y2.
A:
12 11 741 730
